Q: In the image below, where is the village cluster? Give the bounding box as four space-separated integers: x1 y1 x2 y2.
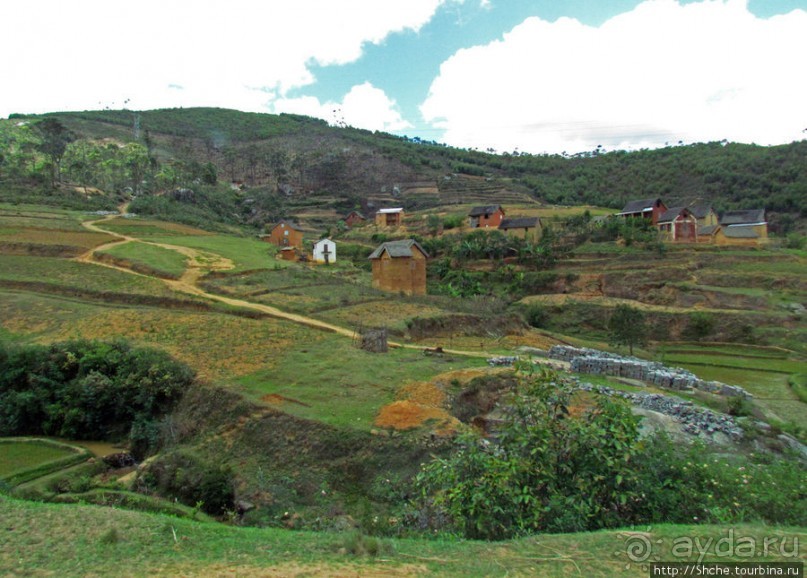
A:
260 199 768 297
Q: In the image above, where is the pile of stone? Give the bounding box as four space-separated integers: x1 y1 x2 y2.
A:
578 382 744 440
549 345 751 399
488 356 518 367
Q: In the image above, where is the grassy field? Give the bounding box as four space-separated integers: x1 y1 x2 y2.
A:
0 440 78 478
96 241 189 279
0 439 91 486
0 255 207 304
1 495 803 577
658 343 807 429
137 234 275 273
233 337 487 430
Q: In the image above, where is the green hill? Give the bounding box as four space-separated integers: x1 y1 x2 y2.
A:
2 108 805 233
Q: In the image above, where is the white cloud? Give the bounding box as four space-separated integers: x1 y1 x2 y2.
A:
272 82 412 132
420 0 807 154
0 0 445 117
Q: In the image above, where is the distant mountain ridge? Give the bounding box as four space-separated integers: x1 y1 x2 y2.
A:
2 108 805 231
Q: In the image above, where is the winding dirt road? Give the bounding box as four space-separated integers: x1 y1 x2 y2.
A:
76 207 496 359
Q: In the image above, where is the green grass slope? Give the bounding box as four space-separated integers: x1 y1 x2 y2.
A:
1 495 803 577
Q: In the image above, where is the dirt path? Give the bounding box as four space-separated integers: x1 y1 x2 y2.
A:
76 207 495 359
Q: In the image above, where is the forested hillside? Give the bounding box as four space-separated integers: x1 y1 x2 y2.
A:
1 108 805 232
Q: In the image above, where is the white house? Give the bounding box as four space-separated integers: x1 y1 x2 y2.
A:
312 238 336 264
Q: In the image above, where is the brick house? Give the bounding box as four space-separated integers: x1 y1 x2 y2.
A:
343 211 366 227
375 208 404 227
266 220 304 249
657 207 698 242
616 198 667 225
498 216 542 242
368 239 428 296
468 205 505 228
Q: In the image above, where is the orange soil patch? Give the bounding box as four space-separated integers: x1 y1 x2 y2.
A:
376 379 459 434
374 400 457 434
398 381 446 406
260 393 310 407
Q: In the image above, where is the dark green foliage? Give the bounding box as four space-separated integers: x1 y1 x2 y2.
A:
628 435 806 526
415 369 642 540
684 312 716 341
523 304 549 328
415 370 807 540
0 340 193 457
137 449 234 515
608 304 647 355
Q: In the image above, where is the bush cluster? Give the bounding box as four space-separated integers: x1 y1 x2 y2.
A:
414 368 807 540
0 339 194 458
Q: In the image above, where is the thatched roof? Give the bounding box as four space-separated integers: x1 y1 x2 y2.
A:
368 239 428 259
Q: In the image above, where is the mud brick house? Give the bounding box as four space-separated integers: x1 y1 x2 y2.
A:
312 238 336 264
616 198 667 225
715 209 768 245
375 208 404 227
498 216 541 242
657 207 698 242
343 211 366 227
265 220 304 249
368 239 428 296
689 203 718 228
468 205 505 228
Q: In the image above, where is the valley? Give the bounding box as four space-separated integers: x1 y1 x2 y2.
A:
0 108 805 576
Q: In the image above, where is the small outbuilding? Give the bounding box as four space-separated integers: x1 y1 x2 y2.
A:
468 205 505 229
312 238 336 264
498 216 542 242
375 208 405 227
344 211 366 227
368 239 428 296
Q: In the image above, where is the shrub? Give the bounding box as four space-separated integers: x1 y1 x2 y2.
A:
523 304 549 328
0 340 193 458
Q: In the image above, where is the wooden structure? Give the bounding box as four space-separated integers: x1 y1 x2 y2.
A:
468 205 505 229
312 238 336 264
368 239 428 296
498 216 541 242
343 211 366 227
375 208 404 227
657 207 698 242
616 198 667 225
266 220 304 249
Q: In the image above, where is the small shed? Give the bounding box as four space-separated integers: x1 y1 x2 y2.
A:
266 220 304 249
468 205 505 228
616 198 667 225
498 216 541 242
375 208 404 227
368 239 428 296
344 211 366 227
312 238 336 264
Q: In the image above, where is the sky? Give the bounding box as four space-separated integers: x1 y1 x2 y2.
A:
2 0 806 155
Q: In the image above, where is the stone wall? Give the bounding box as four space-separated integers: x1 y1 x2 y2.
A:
548 345 751 399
